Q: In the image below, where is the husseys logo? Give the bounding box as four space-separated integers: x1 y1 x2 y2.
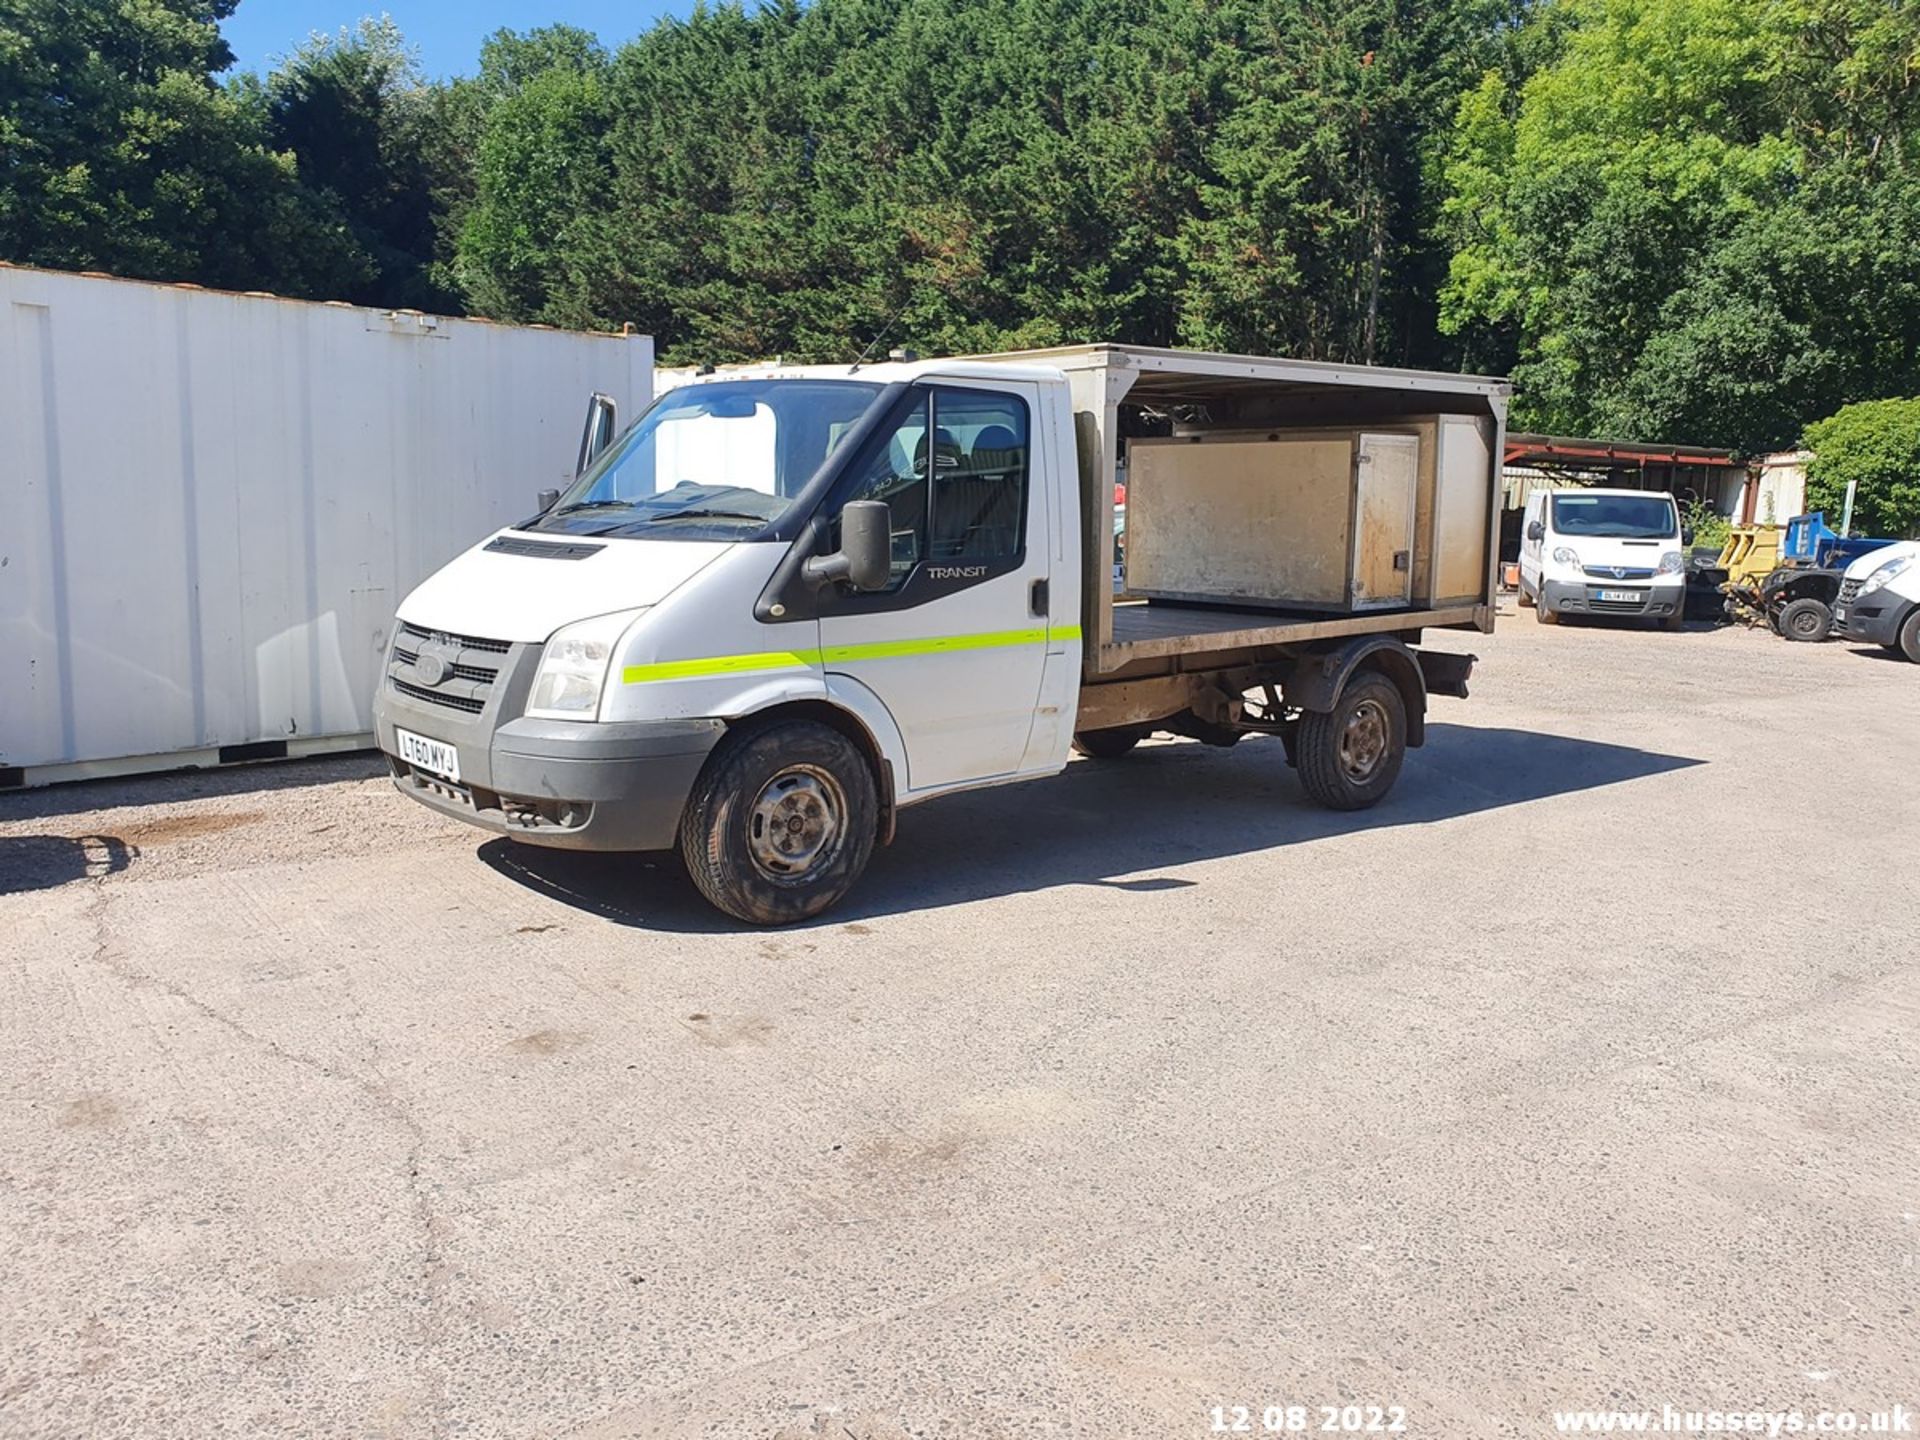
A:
924 564 990 580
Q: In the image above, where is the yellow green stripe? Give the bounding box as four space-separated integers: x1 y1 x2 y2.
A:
621 624 1081 686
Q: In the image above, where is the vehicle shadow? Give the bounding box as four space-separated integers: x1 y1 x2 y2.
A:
0 835 137 895
0 751 388 823
476 723 1703 933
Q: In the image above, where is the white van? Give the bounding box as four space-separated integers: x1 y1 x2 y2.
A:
1833 541 1920 661
1518 487 1688 628
374 346 1508 923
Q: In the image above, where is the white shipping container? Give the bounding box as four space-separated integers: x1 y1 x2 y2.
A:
1 264 653 779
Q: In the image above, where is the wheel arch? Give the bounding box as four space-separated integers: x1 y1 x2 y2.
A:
721 696 899 845
1285 637 1428 749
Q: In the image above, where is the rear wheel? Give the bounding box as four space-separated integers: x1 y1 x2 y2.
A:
1899 608 1920 664
1071 725 1150 759
1777 596 1832 643
1295 672 1407 812
1517 578 1536 609
678 720 877 925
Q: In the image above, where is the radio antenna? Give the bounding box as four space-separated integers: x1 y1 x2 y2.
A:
849 298 910 372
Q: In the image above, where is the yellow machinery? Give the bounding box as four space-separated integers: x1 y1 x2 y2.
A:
1717 525 1782 588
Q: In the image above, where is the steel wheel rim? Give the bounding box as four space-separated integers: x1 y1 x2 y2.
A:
746 765 845 880
1788 608 1820 638
1340 698 1390 782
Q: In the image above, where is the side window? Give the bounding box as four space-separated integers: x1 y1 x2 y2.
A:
839 396 931 590
834 385 1031 593
929 387 1028 561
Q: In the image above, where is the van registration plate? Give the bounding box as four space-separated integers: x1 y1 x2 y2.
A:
1594 589 1642 604
396 728 460 782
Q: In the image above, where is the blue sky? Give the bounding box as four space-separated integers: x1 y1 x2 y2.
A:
221 0 692 79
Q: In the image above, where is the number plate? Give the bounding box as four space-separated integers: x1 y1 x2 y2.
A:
1594 589 1643 603
396 727 460 782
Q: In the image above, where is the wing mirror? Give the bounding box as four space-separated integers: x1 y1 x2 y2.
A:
1681 524 1695 546
1526 519 1545 542
576 393 617 476
804 500 891 592
536 487 560 513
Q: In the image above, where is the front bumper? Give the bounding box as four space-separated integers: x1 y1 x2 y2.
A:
1833 594 1904 646
374 676 723 852
1541 578 1683 618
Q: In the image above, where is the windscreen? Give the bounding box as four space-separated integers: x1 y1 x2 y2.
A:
1550 493 1678 540
530 379 884 540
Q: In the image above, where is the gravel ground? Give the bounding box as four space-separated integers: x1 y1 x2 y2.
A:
1 610 1916 1439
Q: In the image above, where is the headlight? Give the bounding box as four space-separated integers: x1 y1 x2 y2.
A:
1551 546 1579 567
1657 551 1684 575
526 608 646 720
1860 555 1913 595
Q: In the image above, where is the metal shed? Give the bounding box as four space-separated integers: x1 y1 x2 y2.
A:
1 265 653 783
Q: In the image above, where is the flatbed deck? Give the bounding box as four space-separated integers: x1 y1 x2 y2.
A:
1103 600 1485 667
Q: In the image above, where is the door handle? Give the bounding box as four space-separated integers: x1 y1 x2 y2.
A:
1030 578 1050 617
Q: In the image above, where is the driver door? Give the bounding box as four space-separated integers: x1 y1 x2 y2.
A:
817 382 1052 793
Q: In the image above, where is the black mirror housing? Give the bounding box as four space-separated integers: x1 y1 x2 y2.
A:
1681 524 1695 546
536 487 560 513
1526 520 1545 542
804 500 892 592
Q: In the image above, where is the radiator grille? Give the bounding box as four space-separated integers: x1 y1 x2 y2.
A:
388 624 512 712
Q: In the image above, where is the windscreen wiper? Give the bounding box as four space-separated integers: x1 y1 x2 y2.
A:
550 499 637 517
643 508 773 524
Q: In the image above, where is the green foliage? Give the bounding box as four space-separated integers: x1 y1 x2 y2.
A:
262 19 455 308
7 0 1920 468
1804 398 1920 539
0 0 364 293
1679 494 1729 553
452 0 1519 365
1439 0 1920 454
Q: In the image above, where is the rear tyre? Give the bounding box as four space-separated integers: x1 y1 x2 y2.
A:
1777 596 1832 643
678 720 877 925
1295 672 1407 812
1071 726 1150 759
1899 608 1920 664
1517 579 1536 609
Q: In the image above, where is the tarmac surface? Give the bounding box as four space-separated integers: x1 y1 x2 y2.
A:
2 609 1916 1438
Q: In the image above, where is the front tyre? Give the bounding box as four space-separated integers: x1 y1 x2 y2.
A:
678 720 878 925
1900 608 1920 664
1777 596 1832 643
1295 672 1407 812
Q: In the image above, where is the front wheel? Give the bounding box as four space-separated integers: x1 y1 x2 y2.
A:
1295 672 1407 812
678 720 878 925
1777 596 1832 643
1899 608 1920 664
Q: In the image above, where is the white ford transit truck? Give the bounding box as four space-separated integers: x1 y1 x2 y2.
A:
373 345 1509 923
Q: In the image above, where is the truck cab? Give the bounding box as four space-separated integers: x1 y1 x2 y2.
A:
1518 487 1688 628
375 347 1507 924
1833 541 1920 661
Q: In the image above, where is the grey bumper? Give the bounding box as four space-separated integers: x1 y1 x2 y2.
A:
1541 579 1683 618
374 678 723 852
1834 596 1905 646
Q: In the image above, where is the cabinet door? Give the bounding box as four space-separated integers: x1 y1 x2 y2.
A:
1352 433 1419 609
